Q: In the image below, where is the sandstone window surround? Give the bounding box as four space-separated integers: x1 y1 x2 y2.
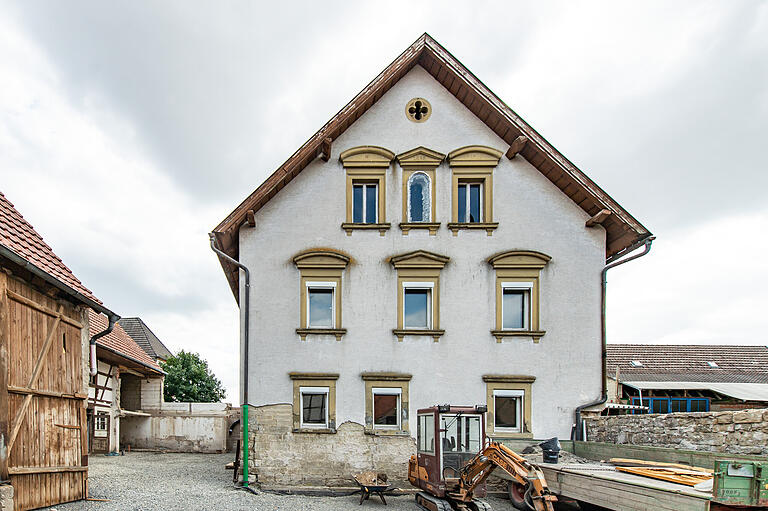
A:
361 372 411 435
484 374 535 439
340 146 394 236
293 249 350 341
290 372 338 433
488 251 550 343
396 147 445 235
447 145 503 236
389 250 449 342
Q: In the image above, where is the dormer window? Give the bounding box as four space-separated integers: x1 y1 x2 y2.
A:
630 360 643 367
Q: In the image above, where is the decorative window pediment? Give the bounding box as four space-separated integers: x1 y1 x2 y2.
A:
293 250 351 269
447 145 503 167
388 250 450 269
487 251 551 270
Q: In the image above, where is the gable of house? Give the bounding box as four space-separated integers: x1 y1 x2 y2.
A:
212 33 651 300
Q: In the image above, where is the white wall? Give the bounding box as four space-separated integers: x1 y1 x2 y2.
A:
239 66 605 439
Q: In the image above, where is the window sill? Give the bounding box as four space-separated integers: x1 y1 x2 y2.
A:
393 329 445 342
488 432 534 440
296 328 347 341
447 222 499 236
491 330 546 344
341 222 391 236
292 427 337 434
399 222 440 235
364 428 411 437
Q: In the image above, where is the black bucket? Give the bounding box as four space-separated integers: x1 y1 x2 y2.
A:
539 437 561 464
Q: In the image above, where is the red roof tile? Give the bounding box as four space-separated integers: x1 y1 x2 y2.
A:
88 309 162 373
0 190 100 303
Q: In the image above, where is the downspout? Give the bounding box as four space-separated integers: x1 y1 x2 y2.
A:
573 235 655 441
209 233 251 488
90 314 119 377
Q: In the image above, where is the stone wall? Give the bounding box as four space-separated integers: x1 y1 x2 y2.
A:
248 404 415 488
0 485 13 511
585 408 768 455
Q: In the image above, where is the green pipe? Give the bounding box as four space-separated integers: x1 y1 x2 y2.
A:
242 404 249 486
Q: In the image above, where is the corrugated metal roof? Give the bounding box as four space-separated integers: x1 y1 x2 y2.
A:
608 345 768 384
622 381 768 402
0 190 99 302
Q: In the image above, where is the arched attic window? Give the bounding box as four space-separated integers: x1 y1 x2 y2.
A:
407 172 431 223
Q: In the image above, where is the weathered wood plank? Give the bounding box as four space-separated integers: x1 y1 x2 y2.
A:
6 289 81 328
7 385 87 400
9 465 87 474
7 305 64 454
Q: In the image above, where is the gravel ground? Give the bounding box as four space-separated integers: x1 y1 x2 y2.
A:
45 451 515 511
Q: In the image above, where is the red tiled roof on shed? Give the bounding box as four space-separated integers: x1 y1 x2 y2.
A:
88 309 162 373
0 190 99 303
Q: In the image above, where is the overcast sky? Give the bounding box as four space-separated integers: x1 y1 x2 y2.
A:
1 1 766 402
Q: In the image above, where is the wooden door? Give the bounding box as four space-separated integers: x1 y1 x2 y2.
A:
0 274 88 510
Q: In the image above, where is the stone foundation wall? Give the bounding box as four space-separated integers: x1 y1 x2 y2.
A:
248 404 415 488
585 408 768 455
0 485 12 511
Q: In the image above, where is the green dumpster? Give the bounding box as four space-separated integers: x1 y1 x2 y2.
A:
713 460 768 507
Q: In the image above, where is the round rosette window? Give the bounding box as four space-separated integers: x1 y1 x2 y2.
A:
406 97 432 123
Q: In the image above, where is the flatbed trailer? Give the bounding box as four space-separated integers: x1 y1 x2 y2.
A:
534 463 729 511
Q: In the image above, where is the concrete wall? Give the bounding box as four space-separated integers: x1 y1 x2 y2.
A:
249 404 415 488
585 408 768 455
238 65 606 485
120 380 239 454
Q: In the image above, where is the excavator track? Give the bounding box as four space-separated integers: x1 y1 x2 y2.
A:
415 492 452 511
468 498 493 511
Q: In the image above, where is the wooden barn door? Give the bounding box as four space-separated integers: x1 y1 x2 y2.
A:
0 274 88 510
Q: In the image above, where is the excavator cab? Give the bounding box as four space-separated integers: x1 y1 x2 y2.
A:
409 404 557 511
410 405 489 500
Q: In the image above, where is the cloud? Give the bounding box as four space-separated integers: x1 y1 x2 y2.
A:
2 1 767 403
607 208 768 345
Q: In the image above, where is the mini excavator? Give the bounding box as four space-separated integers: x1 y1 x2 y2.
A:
408 405 556 511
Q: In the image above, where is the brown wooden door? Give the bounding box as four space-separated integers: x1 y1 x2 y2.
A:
1 275 88 510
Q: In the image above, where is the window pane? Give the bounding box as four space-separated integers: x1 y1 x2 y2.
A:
302 393 326 424
353 185 363 223
410 180 424 222
670 399 685 412
495 396 519 429
503 290 525 329
404 289 428 328
652 399 669 414
374 394 398 426
418 414 435 452
458 184 467 223
365 184 377 223
308 288 333 327
440 414 481 453
469 184 481 222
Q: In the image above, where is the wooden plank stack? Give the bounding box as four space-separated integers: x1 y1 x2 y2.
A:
610 458 713 487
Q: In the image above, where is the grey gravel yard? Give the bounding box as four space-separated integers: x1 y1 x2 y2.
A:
48 451 513 511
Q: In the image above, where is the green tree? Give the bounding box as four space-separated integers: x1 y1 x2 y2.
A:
160 350 226 402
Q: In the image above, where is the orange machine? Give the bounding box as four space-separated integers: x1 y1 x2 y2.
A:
408 405 556 511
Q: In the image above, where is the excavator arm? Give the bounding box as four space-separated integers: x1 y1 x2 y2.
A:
456 442 557 511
